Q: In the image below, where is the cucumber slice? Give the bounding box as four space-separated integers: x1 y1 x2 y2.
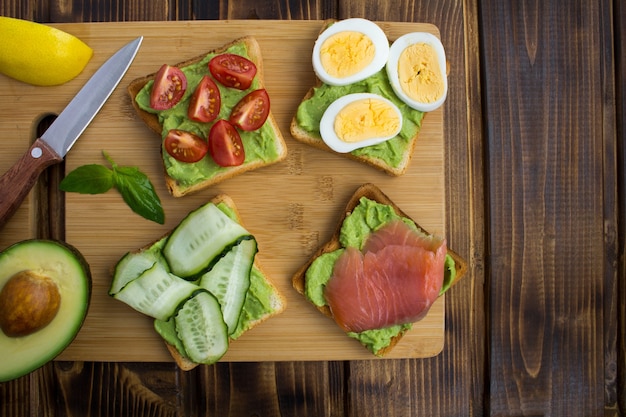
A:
163 202 251 278
199 238 257 334
154 317 187 357
113 262 197 321
109 237 169 296
175 290 228 364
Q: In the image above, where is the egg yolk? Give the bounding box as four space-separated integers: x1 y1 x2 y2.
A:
320 31 375 79
398 43 444 103
334 98 401 143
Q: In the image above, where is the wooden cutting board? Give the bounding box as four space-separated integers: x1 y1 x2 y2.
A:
0 20 448 361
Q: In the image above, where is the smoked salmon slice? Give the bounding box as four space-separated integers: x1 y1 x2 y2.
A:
323 220 446 332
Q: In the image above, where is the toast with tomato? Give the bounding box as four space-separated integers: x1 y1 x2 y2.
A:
128 36 287 197
291 183 466 356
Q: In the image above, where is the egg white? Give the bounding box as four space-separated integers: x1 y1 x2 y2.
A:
319 93 403 153
312 18 390 86
386 32 448 112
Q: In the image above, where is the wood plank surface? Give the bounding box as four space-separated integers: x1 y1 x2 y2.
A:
37 20 445 362
336 2 485 417
479 0 618 415
1 0 623 416
618 0 626 413
0 90 41 248
0 1 484 414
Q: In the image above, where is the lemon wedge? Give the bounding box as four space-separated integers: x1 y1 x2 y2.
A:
0 17 93 86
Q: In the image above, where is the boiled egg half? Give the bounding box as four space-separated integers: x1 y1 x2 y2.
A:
319 93 403 153
386 32 448 112
312 18 390 86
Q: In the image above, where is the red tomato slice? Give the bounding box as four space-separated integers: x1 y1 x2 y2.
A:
188 75 221 123
164 129 208 163
150 64 187 110
208 54 257 90
229 89 270 131
208 120 245 167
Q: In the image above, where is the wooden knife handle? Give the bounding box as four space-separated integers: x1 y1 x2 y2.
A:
0 138 63 230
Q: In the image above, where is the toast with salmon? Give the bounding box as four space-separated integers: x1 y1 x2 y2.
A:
290 20 426 177
292 183 466 356
128 36 287 197
110 194 286 371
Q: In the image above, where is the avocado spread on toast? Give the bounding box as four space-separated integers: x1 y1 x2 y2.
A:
295 70 425 169
305 197 456 355
135 43 281 187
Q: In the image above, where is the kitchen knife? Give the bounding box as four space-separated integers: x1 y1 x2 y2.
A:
0 36 143 229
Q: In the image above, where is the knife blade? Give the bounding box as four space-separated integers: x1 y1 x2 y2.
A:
0 36 143 229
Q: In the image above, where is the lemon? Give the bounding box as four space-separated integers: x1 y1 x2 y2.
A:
0 16 93 86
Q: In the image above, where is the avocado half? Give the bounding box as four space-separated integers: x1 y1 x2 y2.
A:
0 239 91 382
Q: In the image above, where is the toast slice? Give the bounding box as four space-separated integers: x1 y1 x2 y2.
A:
290 20 425 176
128 36 287 197
111 194 286 370
292 183 466 356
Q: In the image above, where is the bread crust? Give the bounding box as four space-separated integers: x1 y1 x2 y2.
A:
291 183 467 356
289 21 421 177
127 36 288 197
124 193 286 370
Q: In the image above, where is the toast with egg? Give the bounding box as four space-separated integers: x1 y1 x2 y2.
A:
290 19 436 176
128 36 287 197
111 194 286 371
292 183 467 356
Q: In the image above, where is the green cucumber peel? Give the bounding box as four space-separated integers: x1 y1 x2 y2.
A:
175 289 229 364
200 238 257 334
163 202 251 279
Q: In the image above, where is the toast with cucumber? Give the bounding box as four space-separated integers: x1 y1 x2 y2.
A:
109 194 286 370
292 183 466 356
128 36 287 197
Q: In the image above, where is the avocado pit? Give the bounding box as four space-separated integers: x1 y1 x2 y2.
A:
0 270 61 337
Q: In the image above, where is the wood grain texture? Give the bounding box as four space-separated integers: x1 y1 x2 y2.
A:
193 0 333 20
480 0 617 415
0 138 63 229
618 0 626 413
337 1 485 416
0 20 446 363
1 0 623 415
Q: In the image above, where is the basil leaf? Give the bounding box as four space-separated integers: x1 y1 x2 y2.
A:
113 165 165 225
60 152 165 225
59 164 114 194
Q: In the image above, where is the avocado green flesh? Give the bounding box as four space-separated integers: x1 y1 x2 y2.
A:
295 69 425 169
135 43 281 189
230 266 277 339
305 198 455 355
0 240 91 382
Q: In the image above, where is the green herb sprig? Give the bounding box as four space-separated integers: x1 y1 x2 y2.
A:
60 151 165 224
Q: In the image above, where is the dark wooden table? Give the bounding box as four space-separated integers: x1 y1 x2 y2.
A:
0 1 624 416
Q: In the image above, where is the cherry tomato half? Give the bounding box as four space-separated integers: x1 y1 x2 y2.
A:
188 75 221 123
164 129 209 163
150 64 187 110
209 120 245 167
229 89 270 131
208 54 257 90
